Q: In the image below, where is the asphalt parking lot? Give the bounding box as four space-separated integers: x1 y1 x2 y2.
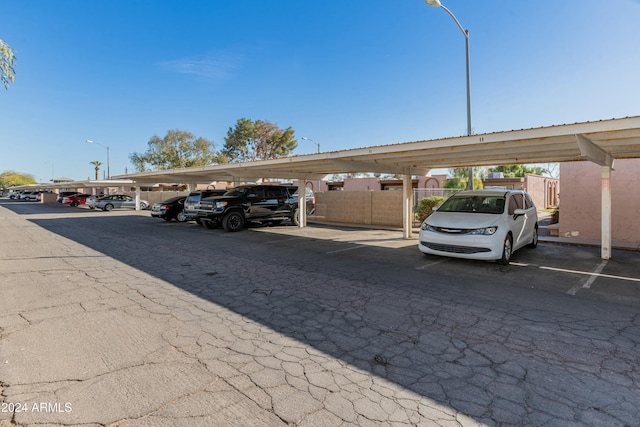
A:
1 199 639 426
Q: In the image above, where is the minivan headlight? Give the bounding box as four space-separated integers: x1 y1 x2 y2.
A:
469 226 498 235
421 223 436 231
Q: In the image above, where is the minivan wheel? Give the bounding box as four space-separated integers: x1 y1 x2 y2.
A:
527 226 538 248
223 212 244 232
497 234 513 265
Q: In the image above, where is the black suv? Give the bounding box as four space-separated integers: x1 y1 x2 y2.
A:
197 184 315 232
182 189 227 223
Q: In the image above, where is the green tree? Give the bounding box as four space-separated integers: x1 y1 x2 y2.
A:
416 196 445 222
0 170 36 190
90 160 102 180
129 129 219 172
222 118 297 162
443 177 466 189
445 167 484 189
1 39 17 90
488 164 549 177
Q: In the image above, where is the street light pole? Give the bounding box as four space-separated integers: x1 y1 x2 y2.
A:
301 136 321 191
86 139 110 179
301 136 320 154
424 0 474 190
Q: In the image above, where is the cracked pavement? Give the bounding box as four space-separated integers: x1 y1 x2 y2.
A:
1 201 640 426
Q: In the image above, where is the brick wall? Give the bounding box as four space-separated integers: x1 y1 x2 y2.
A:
313 191 404 226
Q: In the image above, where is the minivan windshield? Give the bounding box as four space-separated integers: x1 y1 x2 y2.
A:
438 195 506 214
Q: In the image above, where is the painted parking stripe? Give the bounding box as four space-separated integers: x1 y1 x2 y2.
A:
507 261 640 294
262 237 307 244
415 258 449 270
539 263 640 283
564 260 607 295
325 245 366 254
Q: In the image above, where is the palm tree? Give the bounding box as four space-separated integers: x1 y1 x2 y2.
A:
90 160 103 180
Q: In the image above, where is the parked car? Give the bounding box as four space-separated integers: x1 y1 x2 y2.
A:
7 190 22 199
62 194 92 207
89 194 149 211
197 185 315 232
418 190 538 265
86 195 100 209
57 191 81 203
20 191 41 201
182 190 227 223
150 196 188 222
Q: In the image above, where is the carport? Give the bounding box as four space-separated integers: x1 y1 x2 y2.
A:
8 180 139 205
19 116 635 260
114 116 640 259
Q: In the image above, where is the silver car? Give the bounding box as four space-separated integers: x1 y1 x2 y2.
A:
90 194 149 211
20 191 41 201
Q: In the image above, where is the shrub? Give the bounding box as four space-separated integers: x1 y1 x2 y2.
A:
550 206 559 224
416 196 445 223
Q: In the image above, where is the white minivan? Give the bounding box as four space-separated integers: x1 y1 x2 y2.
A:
418 190 538 264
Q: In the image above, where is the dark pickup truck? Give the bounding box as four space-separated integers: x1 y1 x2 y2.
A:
197 184 315 232
182 189 227 222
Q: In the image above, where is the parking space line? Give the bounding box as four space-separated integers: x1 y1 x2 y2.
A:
580 260 609 289
510 260 640 294
325 245 366 254
539 263 640 283
262 237 308 244
565 260 608 295
415 258 449 270
512 261 640 283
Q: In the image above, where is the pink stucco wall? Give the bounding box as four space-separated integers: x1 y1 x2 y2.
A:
343 178 382 191
337 175 447 191
560 160 640 243
524 174 559 209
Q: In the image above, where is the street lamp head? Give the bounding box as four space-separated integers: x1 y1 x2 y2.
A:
301 136 310 141
86 139 94 143
424 0 442 7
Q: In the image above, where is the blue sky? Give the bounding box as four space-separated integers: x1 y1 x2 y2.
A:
2 0 639 182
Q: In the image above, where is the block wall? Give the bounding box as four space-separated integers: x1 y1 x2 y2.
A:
314 191 404 227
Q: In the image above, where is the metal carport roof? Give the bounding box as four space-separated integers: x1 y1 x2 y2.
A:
9 180 135 191
112 116 640 185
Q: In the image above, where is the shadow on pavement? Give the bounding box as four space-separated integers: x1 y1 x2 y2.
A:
7 200 640 426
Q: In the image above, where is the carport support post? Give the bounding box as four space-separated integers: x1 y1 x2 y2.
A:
135 186 142 211
601 166 612 260
298 179 307 228
402 173 413 239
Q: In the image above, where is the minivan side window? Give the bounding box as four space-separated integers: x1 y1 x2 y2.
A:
508 193 525 215
508 197 518 215
524 193 534 209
